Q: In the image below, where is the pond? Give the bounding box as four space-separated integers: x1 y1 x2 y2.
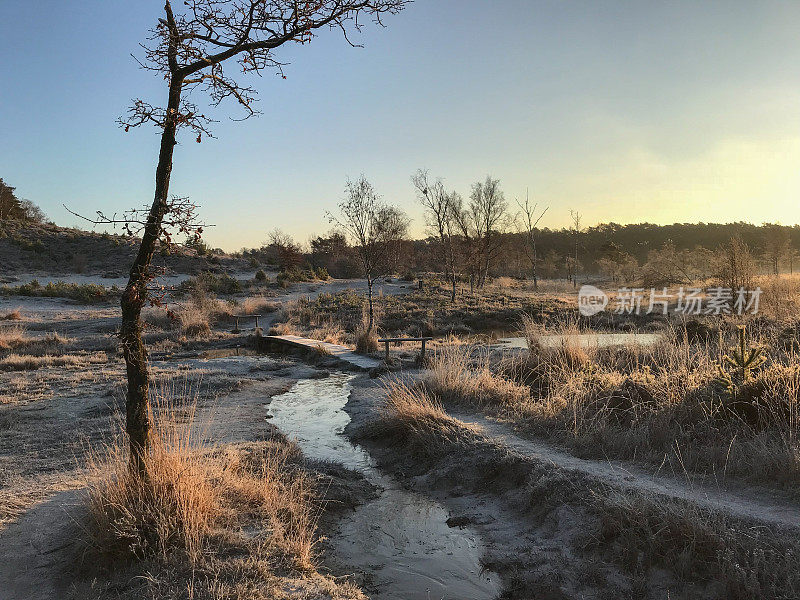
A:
498 332 663 349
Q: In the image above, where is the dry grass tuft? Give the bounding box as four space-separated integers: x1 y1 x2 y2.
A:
0 324 29 350
1 308 23 321
86 405 219 562
0 325 67 355
594 489 727 578
269 321 296 336
142 306 176 330
369 378 480 457
424 345 529 408
757 274 800 322
0 351 107 372
241 296 279 315
181 316 212 338
82 395 344 597
354 324 378 355
144 294 235 338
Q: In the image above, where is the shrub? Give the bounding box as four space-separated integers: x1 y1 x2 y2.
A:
182 319 211 338
0 280 119 303
254 268 268 283
180 272 242 296
277 266 317 288
0 324 31 350
184 235 210 256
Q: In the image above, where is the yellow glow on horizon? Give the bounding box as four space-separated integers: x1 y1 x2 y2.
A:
547 136 800 228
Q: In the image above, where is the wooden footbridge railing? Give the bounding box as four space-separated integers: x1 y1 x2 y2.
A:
377 337 433 361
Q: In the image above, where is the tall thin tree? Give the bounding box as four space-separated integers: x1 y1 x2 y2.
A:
515 189 548 290
116 0 407 473
469 176 507 287
411 169 459 302
569 209 582 288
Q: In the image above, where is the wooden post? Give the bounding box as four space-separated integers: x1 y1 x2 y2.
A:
254 315 260 329
385 340 390 361
420 339 426 362
233 316 240 333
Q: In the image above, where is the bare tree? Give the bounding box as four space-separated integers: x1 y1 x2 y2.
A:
569 209 582 288
714 236 757 291
18 200 47 224
449 191 482 293
468 176 507 287
640 240 696 287
328 175 408 332
515 189 548 289
115 0 407 473
411 169 459 302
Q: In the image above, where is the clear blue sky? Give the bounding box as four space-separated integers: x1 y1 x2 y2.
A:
1 1 799 250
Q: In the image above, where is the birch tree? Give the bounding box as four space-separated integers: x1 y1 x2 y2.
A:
411 169 459 302
329 175 408 332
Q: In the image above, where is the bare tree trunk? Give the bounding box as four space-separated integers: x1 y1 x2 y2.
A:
121 75 183 474
447 240 457 303
573 245 578 289
366 277 375 332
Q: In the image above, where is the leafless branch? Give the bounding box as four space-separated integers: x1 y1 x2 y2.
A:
122 0 409 132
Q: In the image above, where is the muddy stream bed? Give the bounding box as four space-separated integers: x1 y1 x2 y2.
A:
266 373 500 600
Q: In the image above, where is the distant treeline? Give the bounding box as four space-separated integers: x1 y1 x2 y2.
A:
240 221 800 284
531 221 800 266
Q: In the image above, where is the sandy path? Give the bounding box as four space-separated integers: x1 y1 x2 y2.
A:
456 412 800 529
0 489 84 600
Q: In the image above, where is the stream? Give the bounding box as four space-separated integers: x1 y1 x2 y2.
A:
266 373 500 600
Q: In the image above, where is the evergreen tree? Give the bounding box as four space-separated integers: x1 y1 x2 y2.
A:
0 178 24 220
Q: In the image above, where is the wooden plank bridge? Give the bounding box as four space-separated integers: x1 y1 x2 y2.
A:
259 334 382 371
